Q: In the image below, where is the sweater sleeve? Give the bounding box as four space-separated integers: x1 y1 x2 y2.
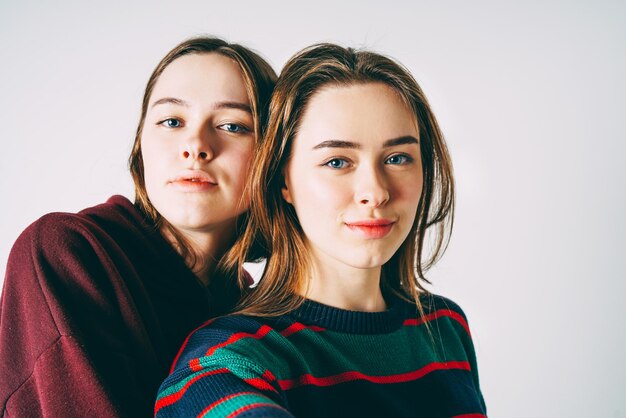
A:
431 295 487 414
460 310 487 414
156 319 294 418
0 213 146 417
156 355 294 418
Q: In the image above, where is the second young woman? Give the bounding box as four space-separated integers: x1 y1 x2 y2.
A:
0 37 276 417
156 44 486 418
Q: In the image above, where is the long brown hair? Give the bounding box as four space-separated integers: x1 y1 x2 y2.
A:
129 36 276 272
229 43 454 316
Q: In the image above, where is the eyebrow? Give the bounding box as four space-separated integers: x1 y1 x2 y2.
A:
214 101 252 113
150 97 252 113
312 135 419 150
383 135 419 147
151 97 188 108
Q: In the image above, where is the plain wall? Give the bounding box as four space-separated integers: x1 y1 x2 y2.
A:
1 1 624 416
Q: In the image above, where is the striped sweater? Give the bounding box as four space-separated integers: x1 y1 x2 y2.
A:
156 294 486 417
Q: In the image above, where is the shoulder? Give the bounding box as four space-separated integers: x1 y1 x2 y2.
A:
168 314 290 378
3 196 150 310
14 195 136 246
173 315 271 364
8 208 100 269
401 293 475 340
0 198 143 402
157 315 292 418
11 195 147 261
78 195 146 228
420 293 468 319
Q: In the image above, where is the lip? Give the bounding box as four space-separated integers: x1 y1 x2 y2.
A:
345 219 395 239
169 170 218 192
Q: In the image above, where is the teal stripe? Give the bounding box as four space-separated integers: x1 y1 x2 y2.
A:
157 368 221 400
199 393 279 418
204 317 470 382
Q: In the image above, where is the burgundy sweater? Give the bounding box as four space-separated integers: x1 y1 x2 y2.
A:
0 196 239 417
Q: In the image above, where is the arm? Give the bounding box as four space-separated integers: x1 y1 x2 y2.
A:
435 295 487 414
156 356 294 418
0 213 146 417
460 315 487 414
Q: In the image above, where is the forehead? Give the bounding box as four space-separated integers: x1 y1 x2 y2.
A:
296 82 418 145
150 53 250 105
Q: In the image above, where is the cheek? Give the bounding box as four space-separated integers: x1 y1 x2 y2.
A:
140 144 158 185
290 173 348 221
222 144 254 189
394 176 423 215
141 141 169 186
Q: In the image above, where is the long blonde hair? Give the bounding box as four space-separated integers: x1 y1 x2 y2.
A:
228 43 454 316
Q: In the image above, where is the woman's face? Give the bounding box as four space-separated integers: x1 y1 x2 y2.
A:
282 82 423 274
141 53 255 236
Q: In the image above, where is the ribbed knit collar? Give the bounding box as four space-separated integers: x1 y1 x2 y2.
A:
289 296 407 335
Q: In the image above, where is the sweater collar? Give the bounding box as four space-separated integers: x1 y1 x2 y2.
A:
289 295 407 334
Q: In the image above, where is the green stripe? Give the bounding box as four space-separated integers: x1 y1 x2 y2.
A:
208 317 470 382
157 368 219 400
199 393 278 418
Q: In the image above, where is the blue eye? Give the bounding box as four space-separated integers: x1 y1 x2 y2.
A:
325 158 349 169
159 118 182 128
219 123 249 134
385 154 412 165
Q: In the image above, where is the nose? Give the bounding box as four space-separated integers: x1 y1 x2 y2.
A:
354 165 390 207
181 148 212 160
180 128 215 162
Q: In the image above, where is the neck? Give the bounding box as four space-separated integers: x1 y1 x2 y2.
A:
302 250 387 312
162 221 236 286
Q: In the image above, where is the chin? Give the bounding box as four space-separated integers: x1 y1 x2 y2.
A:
347 254 393 270
160 210 210 230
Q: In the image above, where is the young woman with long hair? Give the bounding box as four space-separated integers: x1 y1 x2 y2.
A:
0 37 276 417
156 43 486 418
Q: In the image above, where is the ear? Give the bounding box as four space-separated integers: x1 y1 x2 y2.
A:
281 183 294 204
281 170 293 204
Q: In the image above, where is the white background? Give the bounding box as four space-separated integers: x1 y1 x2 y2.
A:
1 1 625 416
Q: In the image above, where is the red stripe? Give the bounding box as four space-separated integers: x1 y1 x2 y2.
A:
196 391 257 417
452 414 486 418
261 369 277 382
404 309 471 336
206 325 274 356
189 358 202 372
225 403 287 418
169 318 216 374
170 268 253 374
278 361 470 390
243 377 277 393
280 322 326 337
154 368 229 413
